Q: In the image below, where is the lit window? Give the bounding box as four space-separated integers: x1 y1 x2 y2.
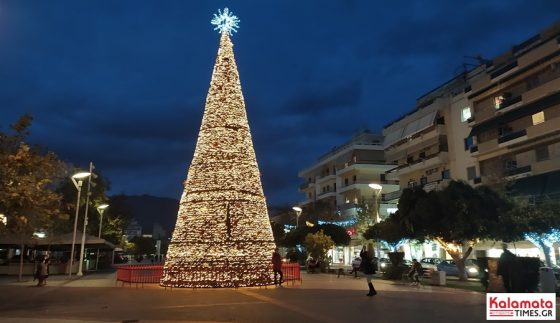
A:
494 96 504 109
461 107 472 122
532 111 544 125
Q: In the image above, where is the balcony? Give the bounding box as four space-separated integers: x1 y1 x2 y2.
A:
490 61 518 79
382 190 401 202
299 182 314 190
316 174 336 185
469 145 479 153
390 151 449 176
317 190 336 199
498 129 527 145
505 165 532 178
497 95 522 111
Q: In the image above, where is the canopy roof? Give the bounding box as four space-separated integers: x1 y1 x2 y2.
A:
0 231 115 250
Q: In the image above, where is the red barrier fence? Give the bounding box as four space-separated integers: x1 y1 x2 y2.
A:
281 262 301 285
116 264 163 287
115 262 301 287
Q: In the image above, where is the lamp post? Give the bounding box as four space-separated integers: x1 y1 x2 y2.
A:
77 162 95 276
94 204 109 271
69 171 91 278
292 206 302 228
368 183 383 260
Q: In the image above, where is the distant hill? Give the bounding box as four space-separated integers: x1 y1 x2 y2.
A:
118 195 179 235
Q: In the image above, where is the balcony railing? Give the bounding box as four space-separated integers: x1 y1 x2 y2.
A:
498 95 522 110
490 61 518 79
382 190 401 201
498 129 527 144
505 165 532 177
299 182 314 190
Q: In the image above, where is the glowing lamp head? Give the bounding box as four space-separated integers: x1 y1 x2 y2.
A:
292 206 302 213
368 183 382 191
97 204 109 210
72 172 91 179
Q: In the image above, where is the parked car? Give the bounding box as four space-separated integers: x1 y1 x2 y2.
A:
420 258 441 271
436 259 479 278
378 258 390 272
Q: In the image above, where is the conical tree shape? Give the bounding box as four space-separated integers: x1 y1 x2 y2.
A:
161 32 276 288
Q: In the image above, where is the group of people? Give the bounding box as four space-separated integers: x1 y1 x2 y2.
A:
272 245 429 296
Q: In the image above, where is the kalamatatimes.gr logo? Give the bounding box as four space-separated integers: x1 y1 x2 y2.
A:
487 293 556 320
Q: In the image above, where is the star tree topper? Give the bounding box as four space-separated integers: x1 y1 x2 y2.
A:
211 8 240 35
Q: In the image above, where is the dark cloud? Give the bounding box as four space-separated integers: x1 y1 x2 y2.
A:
0 0 557 206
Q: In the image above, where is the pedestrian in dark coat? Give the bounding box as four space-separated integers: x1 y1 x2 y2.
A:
272 247 283 286
360 243 377 296
497 244 516 292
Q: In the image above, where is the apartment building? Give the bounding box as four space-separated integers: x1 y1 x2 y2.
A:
381 22 560 262
383 74 477 192
298 130 399 224
467 22 560 200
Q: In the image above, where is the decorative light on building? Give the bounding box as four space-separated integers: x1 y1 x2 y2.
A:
161 8 276 288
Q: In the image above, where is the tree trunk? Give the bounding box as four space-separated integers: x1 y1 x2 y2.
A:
18 243 24 282
434 238 473 281
540 240 552 268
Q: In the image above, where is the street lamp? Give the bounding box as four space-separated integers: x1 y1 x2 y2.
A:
292 206 302 228
69 171 91 278
94 204 109 270
0 213 6 226
78 162 95 276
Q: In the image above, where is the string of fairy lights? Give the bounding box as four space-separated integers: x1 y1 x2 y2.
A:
160 8 276 288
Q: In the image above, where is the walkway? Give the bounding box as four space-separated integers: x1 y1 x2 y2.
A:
0 271 489 323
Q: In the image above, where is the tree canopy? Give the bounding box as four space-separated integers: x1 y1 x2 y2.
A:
0 115 67 241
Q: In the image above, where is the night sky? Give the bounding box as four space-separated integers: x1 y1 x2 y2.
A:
0 1 558 207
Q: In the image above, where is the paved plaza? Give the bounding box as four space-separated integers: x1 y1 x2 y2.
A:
0 271 493 323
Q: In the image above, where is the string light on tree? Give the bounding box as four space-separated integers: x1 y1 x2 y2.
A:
160 8 276 288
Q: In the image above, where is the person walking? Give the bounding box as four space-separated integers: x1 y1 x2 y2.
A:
351 256 361 278
35 256 49 287
271 247 283 286
360 243 377 296
497 243 516 292
408 259 423 286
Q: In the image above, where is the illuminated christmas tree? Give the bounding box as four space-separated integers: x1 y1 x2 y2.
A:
161 8 276 288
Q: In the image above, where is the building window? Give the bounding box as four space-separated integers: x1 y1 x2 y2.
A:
406 156 413 164
308 193 312 199
352 175 357 183
408 180 417 188
467 166 476 180
464 137 474 151
380 174 386 182
461 107 472 122
344 178 348 186
441 169 450 179
419 151 426 159
498 125 512 137
535 146 549 162
420 176 428 186
494 95 504 109
333 183 336 191
503 158 517 171
532 111 545 125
